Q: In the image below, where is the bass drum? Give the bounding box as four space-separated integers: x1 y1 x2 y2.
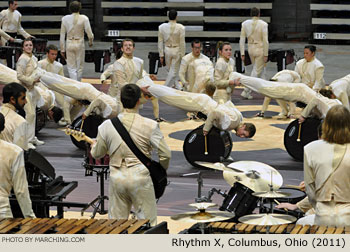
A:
70 115 105 150
35 107 46 133
284 118 321 161
183 124 232 168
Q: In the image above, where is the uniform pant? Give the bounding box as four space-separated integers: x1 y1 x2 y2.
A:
108 164 157 226
0 196 13 218
244 44 266 95
164 46 182 89
66 39 85 81
24 87 41 143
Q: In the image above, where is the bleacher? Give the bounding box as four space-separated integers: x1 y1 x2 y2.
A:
311 0 350 42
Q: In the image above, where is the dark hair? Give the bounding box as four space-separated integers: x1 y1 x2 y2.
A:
8 1 15 6
122 38 135 48
69 1 81 13
205 83 216 97
319 88 334 99
22 37 33 48
0 113 5 133
304 45 316 53
217 41 231 51
79 99 91 105
322 105 350 144
251 7 260 17
121 84 141 109
50 106 63 123
244 122 256 138
168 9 177 20
46 44 58 53
191 39 201 47
2 82 26 103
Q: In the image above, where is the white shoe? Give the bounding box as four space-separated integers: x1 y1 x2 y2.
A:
240 90 248 98
32 137 45 146
58 119 68 126
28 143 36 150
246 94 253 100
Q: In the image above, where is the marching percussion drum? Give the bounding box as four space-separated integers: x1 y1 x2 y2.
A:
284 118 321 161
183 124 232 168
85 50 111 73
113 39 123 60
32 38 48 54
69 115 104 150
84 144 110 169
202 41 217 62
148 52 162 75
35 107 46 133
219 182 259 220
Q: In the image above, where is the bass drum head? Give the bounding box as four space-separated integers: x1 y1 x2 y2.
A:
284 118 321 161
35 107 46 134
183 124 232 168
70 115 104 150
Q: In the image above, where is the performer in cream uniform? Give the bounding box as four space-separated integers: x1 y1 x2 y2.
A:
179 40 210 92
60 1 93 81
0 113 35 219
294 45 325 91
257 70 301 118
158 9 185 89
100 63 118 99
91 84 171 226
0 1 31 46
304 105 350 227
115 39 162 121
214 42 236 104
329 74 350 110
0 83 29 150
239 7 269 99
191 57 214 94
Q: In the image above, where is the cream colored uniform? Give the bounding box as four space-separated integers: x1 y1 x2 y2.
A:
0 139 35 218
100 64 118 98
261 70 301 116
330 74 350 110
191 58 214 94
40 72 119 119
158 20 185 89
239 16 269 96
147 84 243 133
300 94 341 119
304 140 350 227
295 57 325 91
0 8 30 45
115 55 160 119
0 103 29 150
214 57 235 103
16 52 42 143
179 53 210 92
91 110 171 226
60 13 94 81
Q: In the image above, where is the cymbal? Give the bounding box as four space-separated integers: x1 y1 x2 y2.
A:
238 213 296 225
189 202 217 210
195 161 229 171
252 191 291 198
171 210 235 223
223 161 283 192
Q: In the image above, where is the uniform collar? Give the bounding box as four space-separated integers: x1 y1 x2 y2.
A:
3 103 16 111
122 54 133 60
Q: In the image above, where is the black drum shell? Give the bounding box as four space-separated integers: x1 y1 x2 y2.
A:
183 124 232 168
284 118 321 161
35 107 46 133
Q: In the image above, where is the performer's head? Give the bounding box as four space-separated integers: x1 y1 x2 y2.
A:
2 82 27 117
8 1 18 11
304 45 316 62
22 38 33 54
322 105 350 144
217 41 232 60
121 84 141 109
236 122 256 138
121 38 135 57
251 7 260 17
205 83 216 97
70 1 81 13
0 113 5 133
47 106 63 123
191 40 202 57
45 44 59 63
319 88 336 99
168 9 177 20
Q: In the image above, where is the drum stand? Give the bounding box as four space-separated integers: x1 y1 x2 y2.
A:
81 166 109 218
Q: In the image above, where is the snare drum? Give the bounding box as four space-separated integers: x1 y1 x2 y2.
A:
84 144 109 169
219 182 259 219
35 107 46 133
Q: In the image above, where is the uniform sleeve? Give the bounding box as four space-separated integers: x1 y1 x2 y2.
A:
158 26 164 57
338 92 350 110
150 124 171 170
304 150 316 208
180 26 186 57
59 19 66 52
17 15 30 39
91 127 109 159
83 97 103 118
100 65 113 82
301 97 319 118
84 16 94 45
239 25 246 56
313 67 325 91
262 23 269 57
0 28 11 41
12 150 36 218
214 61 230 87
13 121 29 151
58 65 64 76
179 57 188 87
296 196 313 213
203 109 231 132
16 57 35 88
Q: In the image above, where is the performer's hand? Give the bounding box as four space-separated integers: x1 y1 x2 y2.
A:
264 56 268 63
203 130 208 136
299 181 305 192
61 52 66 59
140 86 152 97
275 203 298 211
150 74 157 81
241 55 245 62
29 35 36 39
89 41 93 47
9 37 14 42
82 113 87 120
298 116 305 124
233 78 241 86
101 80 107 85
160 57 164 66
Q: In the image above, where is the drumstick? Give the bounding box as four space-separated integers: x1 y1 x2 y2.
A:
296 123 302 142
285 184 303 190
204 135 208 155
274 199 288 212
80 119 85 132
